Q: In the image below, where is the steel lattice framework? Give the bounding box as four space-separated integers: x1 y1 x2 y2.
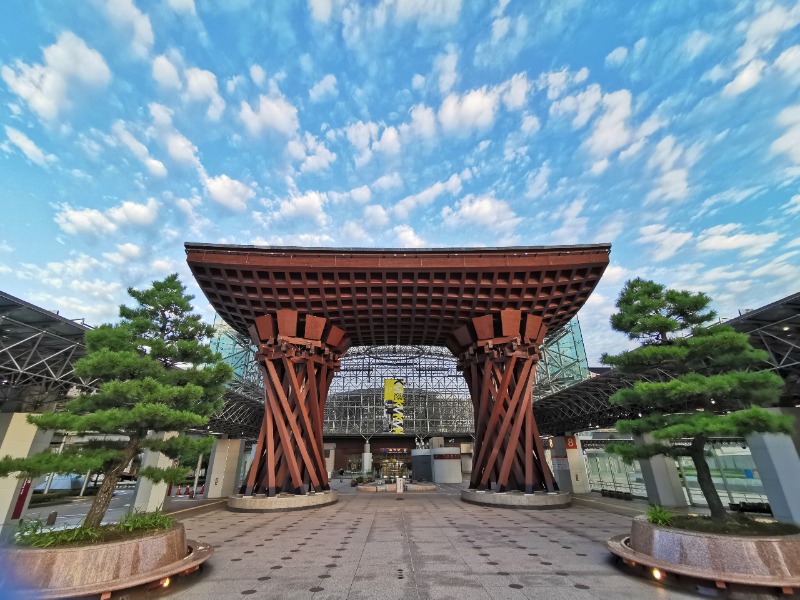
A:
205 318 591 438
0 291 96 410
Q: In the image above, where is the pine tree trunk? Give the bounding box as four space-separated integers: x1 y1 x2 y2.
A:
83 437 140 529
688 435 728 521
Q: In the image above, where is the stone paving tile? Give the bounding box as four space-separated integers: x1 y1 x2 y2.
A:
135 484 701 600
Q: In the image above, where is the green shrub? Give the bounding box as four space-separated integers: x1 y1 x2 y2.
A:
646 505 673 526
14 510 174 548
118 509 174 532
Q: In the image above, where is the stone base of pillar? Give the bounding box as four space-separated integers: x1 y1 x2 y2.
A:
227 491 338 512
461 489 571 509
636 435 688 509
747 431 800 524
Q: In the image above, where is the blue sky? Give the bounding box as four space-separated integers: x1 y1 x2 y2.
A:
0 0 798 364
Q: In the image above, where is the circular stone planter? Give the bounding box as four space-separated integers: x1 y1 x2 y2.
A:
1 523 212 599
227 490 338 512
461 489 571 509
607 515 800 588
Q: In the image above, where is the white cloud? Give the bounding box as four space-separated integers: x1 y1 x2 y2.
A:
525 162 550 199
500 73 530 110
287 132 337 172
166 131 200 167
54 197 159 235
240 94 299 136
393 173 463 219
549 198 588 243
308 0 332 22
411 74 425 89
106 198 160 226
309 74 338 102
341 220 372 242
373 126 401 155
3 126 56 166
203 174 255 211
441 193 522 234
364 204 390 228
696 223 781 257
722 59 766 97
637 224 692 261
341 120 380 166
771 105 800 164
645 135 702 203
152 55 181 91
102 0 153 58
521 113 540 136
112 120 166 177
393 0 461 26
550 83 602 129
775 45 800 78
590 159 609 175
583 89 632 160
782 194 800 214
735 3 800 68
1 32 111 120
434 46 458 94
399 103 437 140
273 191 328 226
167 0 195 14
438 87 499 133
350 185 372 204
373 172 403 191
605 46 628 65
184 67 225 120
683 30 712 60
103 242 143 265
250 64 266 86
393 224 426 248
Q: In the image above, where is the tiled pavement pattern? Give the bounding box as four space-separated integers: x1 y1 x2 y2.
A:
146 486 698 600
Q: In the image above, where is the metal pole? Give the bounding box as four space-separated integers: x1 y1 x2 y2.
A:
192 453 203 495
711 444 735 505
43 437 67 495
79 470 91 497
676 459 694 506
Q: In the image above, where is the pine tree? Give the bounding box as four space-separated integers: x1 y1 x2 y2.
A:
0 275 232 529
603 278 790 521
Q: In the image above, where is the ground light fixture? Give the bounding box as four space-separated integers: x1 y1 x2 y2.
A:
652 568 663 581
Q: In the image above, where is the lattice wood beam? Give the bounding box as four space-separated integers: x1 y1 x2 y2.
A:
242 309 349 496
449 308 554 493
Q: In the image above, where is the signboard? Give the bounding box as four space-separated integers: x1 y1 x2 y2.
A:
433 454 461 460
551 458 570 471
384 378 405 434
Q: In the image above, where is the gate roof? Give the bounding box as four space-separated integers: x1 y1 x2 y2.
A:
185 243 611 347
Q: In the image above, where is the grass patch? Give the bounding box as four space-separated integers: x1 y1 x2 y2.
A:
667 514 800 536
15 510 175 548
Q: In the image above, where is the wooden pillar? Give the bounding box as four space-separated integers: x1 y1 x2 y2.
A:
243 309 349 497
447 309 554 493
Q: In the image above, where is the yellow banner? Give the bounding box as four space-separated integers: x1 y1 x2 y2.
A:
384 379 404 434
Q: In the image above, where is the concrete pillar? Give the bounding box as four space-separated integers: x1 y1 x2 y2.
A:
204 438 244 499
431 447 462 483
0 413 53 540
566 436 590 494
362 442 372 475
550 436 572 493
636 435 688 508
324 443 336 477
132 431 177 513
746 432 800 524
460 442 473 475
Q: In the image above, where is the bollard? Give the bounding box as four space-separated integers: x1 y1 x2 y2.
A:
46 511 57 526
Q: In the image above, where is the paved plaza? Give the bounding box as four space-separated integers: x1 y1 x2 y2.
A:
144 483 698 600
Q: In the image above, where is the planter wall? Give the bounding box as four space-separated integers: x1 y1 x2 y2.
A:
629 515 800 581
1 524 187 591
